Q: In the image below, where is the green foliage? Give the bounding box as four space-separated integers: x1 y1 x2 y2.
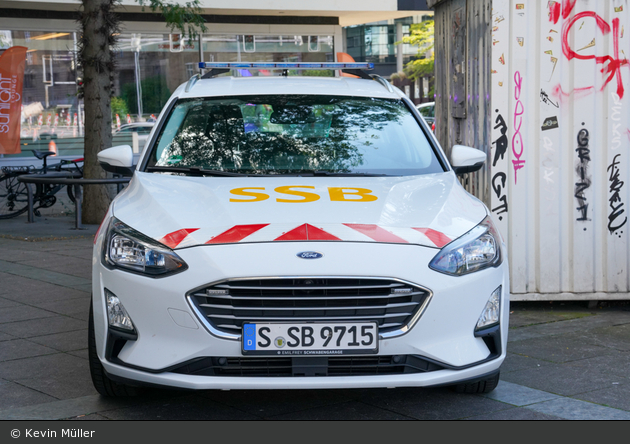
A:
121 75 171 116
287 69 334 77
400 19 435 81
302 69 334 77
111 96 129 118
138 0 207 40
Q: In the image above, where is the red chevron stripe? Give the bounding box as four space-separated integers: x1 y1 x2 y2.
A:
306 224 342 241
163 224 449 247
343 224 408 243
274 223 342 241
206 224 269 244
159 228 199 249
412 227 451 248
275 224 308 241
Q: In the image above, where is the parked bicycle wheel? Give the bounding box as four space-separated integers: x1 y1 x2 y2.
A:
0 173 30 219
66 182 76 203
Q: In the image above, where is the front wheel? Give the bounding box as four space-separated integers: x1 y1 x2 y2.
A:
0 173 30 219
452 371 501 394
88 299 139 397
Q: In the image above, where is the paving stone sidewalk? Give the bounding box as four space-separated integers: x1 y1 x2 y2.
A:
1 214 629 420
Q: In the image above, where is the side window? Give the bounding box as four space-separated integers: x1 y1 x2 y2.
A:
154 104 188 163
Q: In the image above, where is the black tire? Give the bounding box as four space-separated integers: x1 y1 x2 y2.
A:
452 371 501 394
66 183 76 203
0 173 30 219
88 299 139 397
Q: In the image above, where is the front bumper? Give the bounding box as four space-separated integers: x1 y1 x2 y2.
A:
93 237 509 390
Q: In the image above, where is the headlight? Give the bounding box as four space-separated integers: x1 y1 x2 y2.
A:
103 217 188 277
429 216 502 276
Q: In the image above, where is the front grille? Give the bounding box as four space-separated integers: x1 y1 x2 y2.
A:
170 355 445 377
188 277 431 337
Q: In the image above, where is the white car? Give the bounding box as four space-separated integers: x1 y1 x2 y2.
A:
113 122 155 148
416 102 435 131
91 63 508 396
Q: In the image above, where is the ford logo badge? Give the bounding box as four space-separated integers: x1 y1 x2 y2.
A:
297 251 323 259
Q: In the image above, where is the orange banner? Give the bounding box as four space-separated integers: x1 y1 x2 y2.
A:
336 52 360 78
0 46 27 155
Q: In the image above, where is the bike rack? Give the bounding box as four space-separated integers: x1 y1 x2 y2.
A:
17 174 130 229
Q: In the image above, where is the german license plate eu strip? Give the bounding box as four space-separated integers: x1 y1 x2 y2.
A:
242 322 378 355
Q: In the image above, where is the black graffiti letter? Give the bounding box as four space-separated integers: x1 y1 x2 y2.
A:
574 128 591 222
607 153 627 233
491 172 508 217
492 114 508 167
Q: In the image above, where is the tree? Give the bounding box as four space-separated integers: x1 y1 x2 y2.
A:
77 0 205 224
111 96 129 120
399 19 435 96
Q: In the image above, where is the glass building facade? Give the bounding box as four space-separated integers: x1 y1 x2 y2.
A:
0 29 334 160
344 14 433 78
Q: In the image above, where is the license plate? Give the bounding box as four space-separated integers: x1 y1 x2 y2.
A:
242 322 378 355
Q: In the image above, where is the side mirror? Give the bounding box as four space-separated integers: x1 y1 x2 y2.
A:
98 145 135 176
451 145 486 175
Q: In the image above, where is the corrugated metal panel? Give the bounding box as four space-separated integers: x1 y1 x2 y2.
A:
491 0 630 299
435 0 630 300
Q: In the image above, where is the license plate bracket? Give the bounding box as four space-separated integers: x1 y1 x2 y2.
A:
242 322 379 356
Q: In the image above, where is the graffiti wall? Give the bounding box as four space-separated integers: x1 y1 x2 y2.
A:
491 0 630 299
432 0 630 299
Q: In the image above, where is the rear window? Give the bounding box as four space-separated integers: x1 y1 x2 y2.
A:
145 95 444 176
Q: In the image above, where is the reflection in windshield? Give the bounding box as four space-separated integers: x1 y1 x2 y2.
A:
147 95 442 176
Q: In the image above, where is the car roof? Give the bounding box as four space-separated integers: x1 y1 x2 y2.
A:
174 76 405 100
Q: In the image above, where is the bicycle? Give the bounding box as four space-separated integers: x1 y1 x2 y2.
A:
0 149 84 219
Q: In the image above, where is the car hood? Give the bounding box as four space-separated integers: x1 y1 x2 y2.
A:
112 171 487 249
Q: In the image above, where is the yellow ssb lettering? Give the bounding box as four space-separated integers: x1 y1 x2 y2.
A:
275 186 320 203
229 187 269 202
328 187 378 202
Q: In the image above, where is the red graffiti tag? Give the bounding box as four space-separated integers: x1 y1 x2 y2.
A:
549 1 561 24
562 12 629 98
549 0 577 24
512 71 525 183
551 84 595 105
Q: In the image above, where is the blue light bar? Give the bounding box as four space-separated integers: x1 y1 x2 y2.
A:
198 62 374 70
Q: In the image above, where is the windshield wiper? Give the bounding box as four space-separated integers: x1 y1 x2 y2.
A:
298 170 389 177
146 166 247 177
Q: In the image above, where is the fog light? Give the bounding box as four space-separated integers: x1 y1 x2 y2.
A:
476 286 501 330
105 289 135 332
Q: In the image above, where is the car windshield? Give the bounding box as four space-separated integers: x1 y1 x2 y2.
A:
145 95 444 176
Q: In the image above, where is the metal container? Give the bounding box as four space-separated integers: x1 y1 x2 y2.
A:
430 0 630 300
